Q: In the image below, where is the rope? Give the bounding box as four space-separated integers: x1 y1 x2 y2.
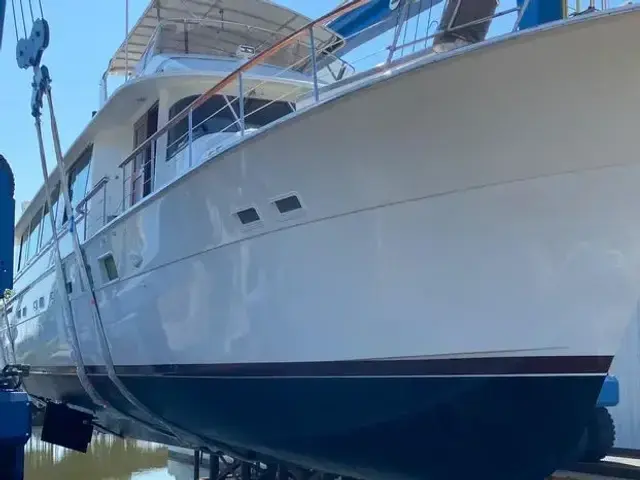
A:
401 1 411 56
27 0 34 23
425 0 434 47
37 0 43 18
18 0 27 37
413 0 423 52
10 0 19 42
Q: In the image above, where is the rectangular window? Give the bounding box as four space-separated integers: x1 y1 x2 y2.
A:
65 146 93 223
20 232 28 268
54 187 64 231
15 239 23 273
100 254 119 282
26 208 43 262
40 183 60 246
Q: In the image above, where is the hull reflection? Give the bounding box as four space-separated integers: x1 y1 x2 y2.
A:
25 428 169 480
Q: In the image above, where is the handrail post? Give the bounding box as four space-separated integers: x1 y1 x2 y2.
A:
513 0 533 31
188 108 194 167
121 166 126 210
238 72 245 136
116 0 371 173
308 26 320 103
102 182 107 227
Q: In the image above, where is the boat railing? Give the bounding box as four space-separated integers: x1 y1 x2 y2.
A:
115 0 626 214
333 0 631 79
74 176 115 241
103 15 356 104
117 0 373 212
122 17 356 86
329 0 532 76
117 0 541 210
565 0 617 15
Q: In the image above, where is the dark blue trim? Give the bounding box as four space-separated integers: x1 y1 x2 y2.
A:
29 355 613 378
22 356 611 480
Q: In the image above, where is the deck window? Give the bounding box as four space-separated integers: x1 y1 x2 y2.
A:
166 94 294 160
25 208 43 263
17 234 26 272
40 184 60 247
65 146 92 223
233 97 295 130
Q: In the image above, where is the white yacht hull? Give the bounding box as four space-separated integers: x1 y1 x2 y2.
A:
87 6 640 366
7 6 640 480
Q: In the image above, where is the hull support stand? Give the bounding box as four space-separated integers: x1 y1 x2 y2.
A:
0 365 30 480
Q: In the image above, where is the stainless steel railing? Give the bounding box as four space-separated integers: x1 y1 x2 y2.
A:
117 0 371 212
114 0 632 215
75 176 110 241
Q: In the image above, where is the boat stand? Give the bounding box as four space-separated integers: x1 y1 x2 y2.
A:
0 363 97 480
0 365 31 480
189 449 352 480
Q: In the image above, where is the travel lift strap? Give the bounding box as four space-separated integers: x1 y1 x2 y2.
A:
11 0 252 461
0 1 5 49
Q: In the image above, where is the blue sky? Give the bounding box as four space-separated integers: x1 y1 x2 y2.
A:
0 0 339 217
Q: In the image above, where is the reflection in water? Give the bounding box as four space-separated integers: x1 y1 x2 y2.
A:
25 428 172 480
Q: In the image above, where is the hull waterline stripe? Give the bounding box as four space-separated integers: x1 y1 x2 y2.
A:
27 355 614 378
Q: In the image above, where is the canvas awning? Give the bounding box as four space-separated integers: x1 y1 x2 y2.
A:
108 0 345 74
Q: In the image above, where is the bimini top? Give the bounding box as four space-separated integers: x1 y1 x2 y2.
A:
107 0 346 75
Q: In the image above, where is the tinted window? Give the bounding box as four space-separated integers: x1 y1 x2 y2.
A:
54 187 64 231
234 97 295 130
166 95 236 159
40 184 60 247
65 147 92 222
25 208 42 263
17 234 26 272
166 95 294 160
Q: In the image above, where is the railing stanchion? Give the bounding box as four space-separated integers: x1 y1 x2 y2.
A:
102 182 108 227
239 72 245 136
309 26 320 103
121 168 126 211
513 0 532 31
188 108 194 167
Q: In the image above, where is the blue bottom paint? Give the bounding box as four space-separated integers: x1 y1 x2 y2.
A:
25 371 605 480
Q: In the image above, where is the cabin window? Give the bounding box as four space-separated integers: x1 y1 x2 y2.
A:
65 146 93 222
99 253 119 283
20 233 29 267
234 97 295 130
13 244 20 275
166 95 294 160
40 184 60 247
16 235 26 272
25 208 43 263
166 95 235 160
54 187 64 231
